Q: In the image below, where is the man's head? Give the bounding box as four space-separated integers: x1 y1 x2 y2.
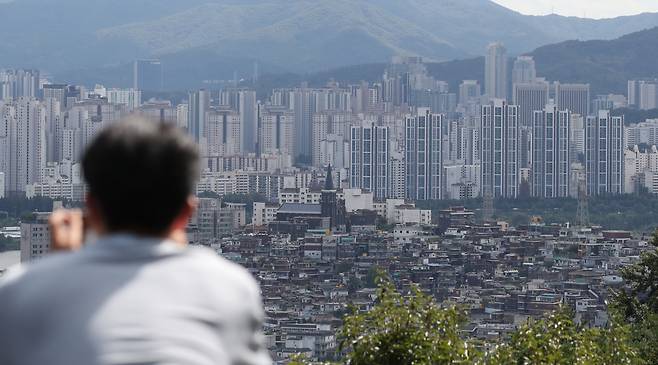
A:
82 118 199 237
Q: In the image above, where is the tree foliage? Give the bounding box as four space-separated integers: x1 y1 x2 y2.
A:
339 276 478 365
485 309 642 365
610 229 658 363
329 278 643 365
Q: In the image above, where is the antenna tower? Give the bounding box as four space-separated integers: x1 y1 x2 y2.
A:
576 178 590 227
482 184 494 223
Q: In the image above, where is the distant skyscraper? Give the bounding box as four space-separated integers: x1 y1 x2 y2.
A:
259 106 295 159
481 99 519 198
220 89 258 153
554 82 590 117
311 112 351 167
0 98 46 193
106 88 142 111
405 108 443 200
459 80 481 106
513 81 550 168
42 84 67 110
627 79 658 110
512 56 537 84
0 69 40 100
485 42 508 100
188 89 209 143
290 87 317 160
382 57 422 107
133 59 163 91
42 97 61 163
204 107 241 157
513 81 550 128
532 104 571 198
350 123 390 199
585 110 624 195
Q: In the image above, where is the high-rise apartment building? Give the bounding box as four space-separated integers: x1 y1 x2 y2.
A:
0 98 46 194
570 114 586 164
312 112 351 167
511 56 537 84
204 108 241 157
626 119 658 147
259 106 295 160
133 59 163 91
405 108 443 200
485 43 508 100
481 99 519 198
290 88 317 159
42 84 67 110
532 104 571 198
220 89 258 153
458 80 481 106
106 88 142 111
513 80 550 169
585 110 624 195
513 81 549 128
350 123 390 199
554 82 590 117
188 89 209 144
628 79 658 110
0 69 40 100
136 100 177 124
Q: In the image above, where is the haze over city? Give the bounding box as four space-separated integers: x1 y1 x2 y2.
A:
2 1 658 364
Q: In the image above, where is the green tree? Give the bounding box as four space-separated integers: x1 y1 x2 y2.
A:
485 309 642 365
610 229 658 363
339 276 479 365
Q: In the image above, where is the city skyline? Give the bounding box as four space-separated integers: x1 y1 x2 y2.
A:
3 3 658 364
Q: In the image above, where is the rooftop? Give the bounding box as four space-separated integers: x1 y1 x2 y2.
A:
278 203 322 215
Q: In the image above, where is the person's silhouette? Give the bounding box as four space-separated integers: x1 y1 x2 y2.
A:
0 119 271 365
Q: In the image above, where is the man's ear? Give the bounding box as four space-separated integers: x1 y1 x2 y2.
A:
85 193 107 235
169 196 197 232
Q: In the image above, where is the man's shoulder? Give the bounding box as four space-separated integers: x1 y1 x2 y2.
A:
184 246 258 288
0 250 90 293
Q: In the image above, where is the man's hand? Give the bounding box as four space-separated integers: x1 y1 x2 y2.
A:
49 209 85 252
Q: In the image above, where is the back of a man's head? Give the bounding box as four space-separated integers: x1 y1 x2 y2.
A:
82 118 199 236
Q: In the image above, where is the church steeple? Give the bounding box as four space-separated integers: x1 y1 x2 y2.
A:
324 164 334 190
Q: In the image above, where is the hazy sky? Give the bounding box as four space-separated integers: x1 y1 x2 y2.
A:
492 0 658 19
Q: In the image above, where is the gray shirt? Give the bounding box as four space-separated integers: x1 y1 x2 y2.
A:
0 235 272 365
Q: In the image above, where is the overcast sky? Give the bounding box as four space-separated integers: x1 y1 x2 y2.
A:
492 0 658 19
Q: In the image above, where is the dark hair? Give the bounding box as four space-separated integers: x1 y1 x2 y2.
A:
82 118 199 236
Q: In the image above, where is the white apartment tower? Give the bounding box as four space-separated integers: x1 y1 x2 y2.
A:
187 89 209 144
512 56 537 84
0 98 47 194
532 104 571 198
485 42 508 100
585 110 624 195
481 99 519 198
350 123 390 199
204 108 241 157
259 106 295 159
405 108 443 200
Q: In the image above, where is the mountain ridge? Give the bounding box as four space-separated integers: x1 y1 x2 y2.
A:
2 0 658 75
